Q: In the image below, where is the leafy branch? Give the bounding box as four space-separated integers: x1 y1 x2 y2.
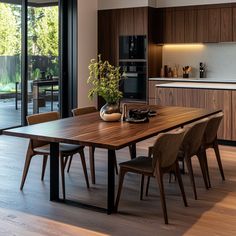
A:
87 55 123 104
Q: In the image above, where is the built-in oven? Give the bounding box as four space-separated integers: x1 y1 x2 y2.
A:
119 35 147 101
119 61 146 100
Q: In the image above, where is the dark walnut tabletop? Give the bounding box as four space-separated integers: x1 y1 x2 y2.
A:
3 106 221 150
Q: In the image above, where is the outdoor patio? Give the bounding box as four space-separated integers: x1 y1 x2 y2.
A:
0 96 58 130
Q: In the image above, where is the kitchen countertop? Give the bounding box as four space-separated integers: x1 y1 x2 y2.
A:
156 82 236 90
149 77 236 83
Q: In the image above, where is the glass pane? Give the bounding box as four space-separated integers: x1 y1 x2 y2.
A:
27 2 59 115
0 1 21 130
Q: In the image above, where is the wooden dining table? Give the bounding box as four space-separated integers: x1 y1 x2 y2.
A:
3 106 221 214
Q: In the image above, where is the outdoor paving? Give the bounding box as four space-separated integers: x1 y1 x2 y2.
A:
0 98 58 130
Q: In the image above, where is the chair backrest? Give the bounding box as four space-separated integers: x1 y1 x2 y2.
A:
181 118 209 157
72 106 97 117
27 111 60 125
203 112 223 145
26 111 60 149
152 129 185 169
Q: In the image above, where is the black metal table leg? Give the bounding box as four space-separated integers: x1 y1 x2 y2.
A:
129 144 137 159
15 82 18 110
107 149 116 214
51 85 53 111
50 142 60 201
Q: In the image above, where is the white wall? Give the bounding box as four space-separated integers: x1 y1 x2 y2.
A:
77 0 97 107
157 0 234 8
162 44 236 79
98 0 156 10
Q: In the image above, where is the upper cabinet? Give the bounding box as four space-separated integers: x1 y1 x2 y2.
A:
196 8 208 42
161 3 236 44
119 7 148 36
233 7 236 41
133 7 148 35
163 8 173 43
208 7 220 42
220 7 232 42
185 8 197 43
174 9 185 43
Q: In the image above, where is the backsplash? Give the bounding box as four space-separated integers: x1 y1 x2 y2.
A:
162 43 236 80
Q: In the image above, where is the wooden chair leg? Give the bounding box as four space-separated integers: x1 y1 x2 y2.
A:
185 157 198 200
155 169 168 224
67 155 74 173
115 169 126 212
20 153 33 190
197 152 209 190
146 176 150 197
60 156 66 200
140 175 145 200
79 149 90 188
214 142 225 181
89 146 96 184
201 149 211 188
175 162 188 207
41 155 48 181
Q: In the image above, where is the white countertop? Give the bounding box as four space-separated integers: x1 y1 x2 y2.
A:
156 82 236 90
150 77 236 83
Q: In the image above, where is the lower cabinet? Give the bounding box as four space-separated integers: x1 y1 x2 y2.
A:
232 91 236 140
155 87 232 141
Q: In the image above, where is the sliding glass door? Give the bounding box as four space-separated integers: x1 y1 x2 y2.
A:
0 0 77 131
0 1 21 130
27 1 59 116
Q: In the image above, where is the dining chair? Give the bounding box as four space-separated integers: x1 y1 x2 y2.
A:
20 111 90 200
115 129 187 224
201 112 225 188
177 118 209 200
69 106 104 184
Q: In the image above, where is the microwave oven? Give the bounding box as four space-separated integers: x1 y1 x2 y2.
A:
119 35 147 60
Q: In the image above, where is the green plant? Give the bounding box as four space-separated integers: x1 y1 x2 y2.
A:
87 55 123 104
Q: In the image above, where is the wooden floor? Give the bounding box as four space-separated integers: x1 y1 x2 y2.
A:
0 135 236 236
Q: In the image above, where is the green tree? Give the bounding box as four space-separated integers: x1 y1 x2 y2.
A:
28 6 58 56
0 3 20 55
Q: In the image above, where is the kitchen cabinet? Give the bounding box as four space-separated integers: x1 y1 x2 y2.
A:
119 7 148 36
161 3 236 44
134 7 148 35
207 8 220 42
184 9 197 43
98 7 162 107
155 87 232 140
163 8 173 43
233 7 236 41
232 91 236 140
98 10 119 66
119 8 134 36
220 7 232 42
196 8 208 42
173 9 185 43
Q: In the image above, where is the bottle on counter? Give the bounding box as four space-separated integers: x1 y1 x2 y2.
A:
200 62 206 78
160 67 164 78
173 67 178 78
167 67 172 78
164 65 168 78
